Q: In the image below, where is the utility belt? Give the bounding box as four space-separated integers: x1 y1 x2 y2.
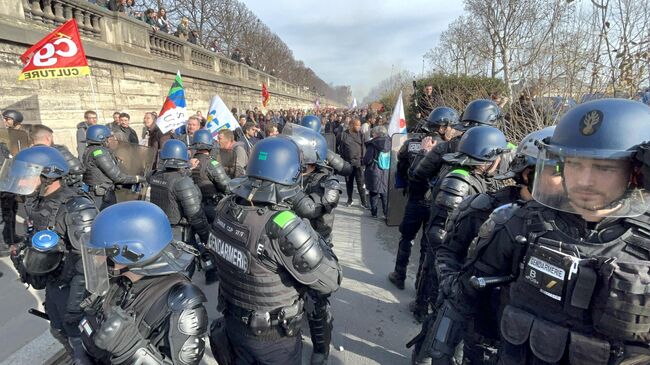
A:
221 299 304 339
87 183 114 196
500 304 650 365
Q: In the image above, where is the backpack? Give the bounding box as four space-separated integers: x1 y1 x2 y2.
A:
376 151 391 170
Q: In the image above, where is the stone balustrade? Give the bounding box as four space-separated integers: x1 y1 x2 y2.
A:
3 0 323 102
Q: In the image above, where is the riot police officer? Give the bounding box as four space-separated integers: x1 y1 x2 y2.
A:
412 126 509 321
410 127 555 364
282 124 343 364
189 129 231 223
301 115 353 177
455 99 650 365
0 146 98 365
148 139 210 248
0 109 26 254
79 201 208 365
301 115 322 133
82 125 143 209
410 99 502 184
208 137 342 365
388 106 461 290
31 124 85 187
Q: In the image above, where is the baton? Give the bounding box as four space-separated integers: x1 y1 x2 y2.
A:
469 275 515 289
28 308 49 321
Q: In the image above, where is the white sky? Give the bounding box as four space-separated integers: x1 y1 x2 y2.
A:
244 0 465 100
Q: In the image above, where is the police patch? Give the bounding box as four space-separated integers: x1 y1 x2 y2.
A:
208 233 249 272
579 110 603 136
408 141 421 152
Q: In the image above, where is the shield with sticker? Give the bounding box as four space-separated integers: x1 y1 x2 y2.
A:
386 133 409 226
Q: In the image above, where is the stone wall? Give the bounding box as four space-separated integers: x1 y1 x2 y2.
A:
0 0 340 151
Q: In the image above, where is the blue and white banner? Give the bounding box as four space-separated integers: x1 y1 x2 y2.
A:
205 95 238 140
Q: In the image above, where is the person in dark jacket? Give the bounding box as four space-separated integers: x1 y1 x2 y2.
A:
363 126 391 218
337 118 368 208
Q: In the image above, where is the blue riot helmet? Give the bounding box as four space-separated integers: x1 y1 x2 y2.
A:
191 129 215 151
533 98 650 218
425 107 459 132
301 115 322 133
23 230 64 275
86 125 113 144
82 201 195 294
0 146 69 195
281 123 328 165
443 126 509 166
456 99 501 131
496 126 556 182
159 139 190 169
229 137 303 203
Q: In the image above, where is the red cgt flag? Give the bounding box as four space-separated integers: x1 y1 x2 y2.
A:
262 83 270 107
19 19 90 81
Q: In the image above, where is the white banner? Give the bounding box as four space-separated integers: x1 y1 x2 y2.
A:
205 95 238 140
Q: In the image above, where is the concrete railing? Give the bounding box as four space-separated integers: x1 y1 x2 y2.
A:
3 0 327 104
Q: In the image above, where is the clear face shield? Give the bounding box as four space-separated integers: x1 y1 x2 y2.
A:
0 159 44 195
80 237 110 296
532 145 648 218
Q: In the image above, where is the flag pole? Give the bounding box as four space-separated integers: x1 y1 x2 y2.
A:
86 74 104 123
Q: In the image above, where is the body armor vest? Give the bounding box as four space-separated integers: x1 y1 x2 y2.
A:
191 153 217 200
148 170 184 225
209 196 302 314
501 206 650 364
82 145 114 187
218 148 236 178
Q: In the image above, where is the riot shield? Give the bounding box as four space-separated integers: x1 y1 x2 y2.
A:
323 132 336 152
110 141 155 202
386 133 409 226
0 128 30 156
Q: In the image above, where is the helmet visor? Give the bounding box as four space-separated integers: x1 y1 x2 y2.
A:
282 124 321 164
532 145 648 218
80 239 110 296
0 159 44 195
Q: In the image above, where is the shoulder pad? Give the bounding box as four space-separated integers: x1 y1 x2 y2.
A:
209 158 220 167
458 195 474 210
168 280 207 311
490 203 520 225
174 175 199 191
469 193 494 211
65 195 96 212
439 174 471 197
625 212 650 231
321 177 342 192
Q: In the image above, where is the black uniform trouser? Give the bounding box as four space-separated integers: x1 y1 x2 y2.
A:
45 283 80 337
393 197 430 280
225 316 302 365
0 193 18 245
89 189 116 211
345 166 367 205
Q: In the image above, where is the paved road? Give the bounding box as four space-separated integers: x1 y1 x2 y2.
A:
0 195 425 365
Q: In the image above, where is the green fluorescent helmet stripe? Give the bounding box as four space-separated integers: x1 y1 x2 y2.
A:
273 211 297 228
451 168 469 177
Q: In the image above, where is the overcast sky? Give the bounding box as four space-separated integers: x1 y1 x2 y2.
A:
245 0 465 100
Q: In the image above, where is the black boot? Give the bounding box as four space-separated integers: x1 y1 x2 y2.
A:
388 271 405 290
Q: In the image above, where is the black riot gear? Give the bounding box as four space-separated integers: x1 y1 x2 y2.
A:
190 152 230 221
82 141 142 210
80 201 207 365
147 162 210 245
10 179 98 364
451 99 650 365
208 137 341 365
